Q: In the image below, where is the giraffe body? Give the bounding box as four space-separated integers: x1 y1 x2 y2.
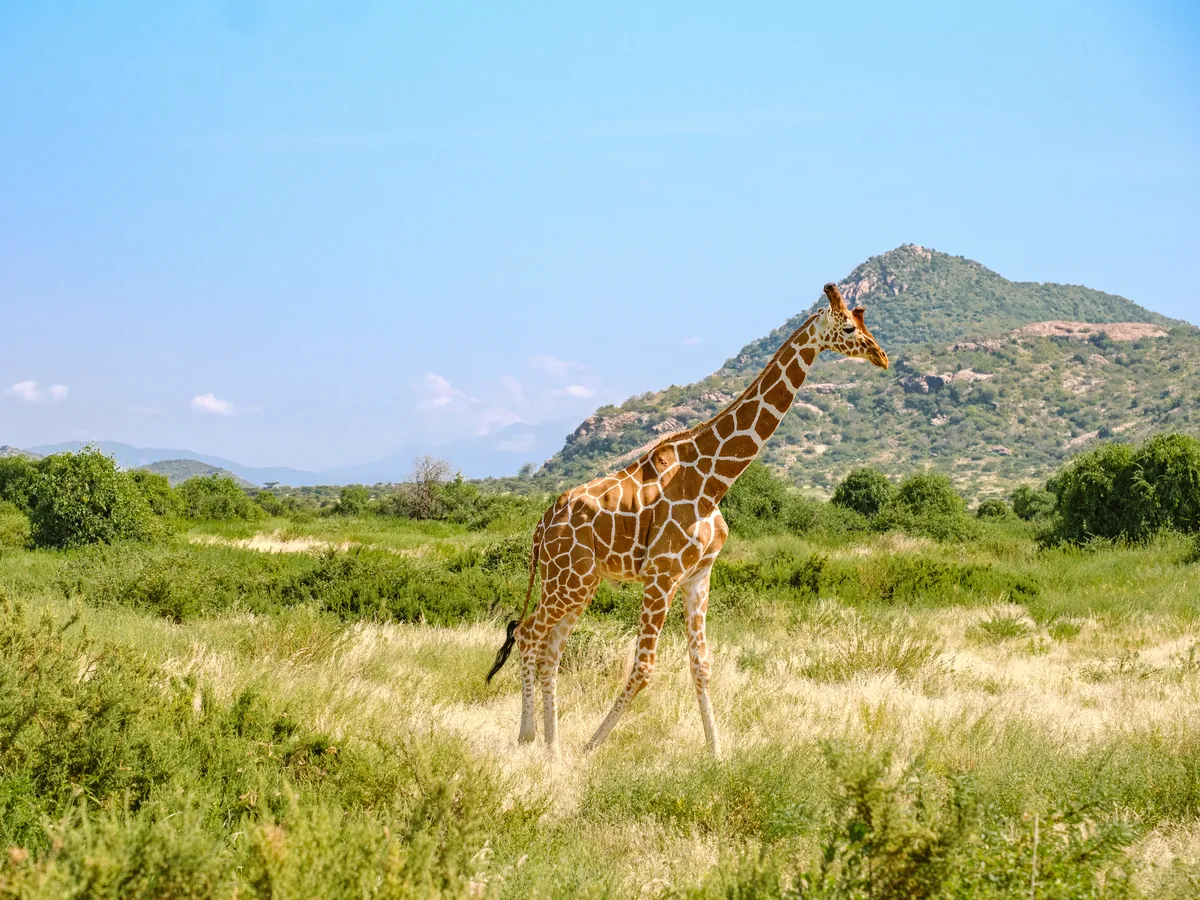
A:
492 283 889 754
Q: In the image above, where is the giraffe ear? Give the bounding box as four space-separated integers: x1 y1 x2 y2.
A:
823 282 849 315
851 307 866 327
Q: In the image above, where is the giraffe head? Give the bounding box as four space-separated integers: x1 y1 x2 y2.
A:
817 282 889 369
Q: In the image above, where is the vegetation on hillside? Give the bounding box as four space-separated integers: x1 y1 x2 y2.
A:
546 303 1198 497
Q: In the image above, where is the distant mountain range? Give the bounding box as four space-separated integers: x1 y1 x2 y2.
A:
20 420 571 486
540 244 1198 497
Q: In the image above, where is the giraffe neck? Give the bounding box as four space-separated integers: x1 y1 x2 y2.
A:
693 313 822 503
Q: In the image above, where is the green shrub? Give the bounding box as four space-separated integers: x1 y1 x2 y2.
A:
874 473 979 542
0 600 521 894
892 473 966 518
0 456 37 511
177 475 265 521
335 484 370 516
27 449 155 550
1048 433 1200 544
0 501 30 550
130 469 183 517
256 490 286 516
720 462 796 536
832 467 897 518
1123 433 1200 538
975 498 1013 520
1011 484 1056 521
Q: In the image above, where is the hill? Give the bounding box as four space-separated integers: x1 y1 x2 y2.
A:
541 245 1199 497
137 459 257 488
0 446 41 460
28 441 315 487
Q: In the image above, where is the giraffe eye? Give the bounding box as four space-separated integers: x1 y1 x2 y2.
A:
842 325 857 335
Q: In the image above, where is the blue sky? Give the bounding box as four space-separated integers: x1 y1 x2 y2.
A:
2 1 1197 472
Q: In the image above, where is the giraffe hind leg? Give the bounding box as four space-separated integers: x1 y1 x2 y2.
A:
681 569 720 756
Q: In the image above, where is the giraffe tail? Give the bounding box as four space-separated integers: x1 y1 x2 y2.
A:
486 523 542 684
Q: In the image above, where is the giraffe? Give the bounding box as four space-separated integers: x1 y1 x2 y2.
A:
487 282 889 755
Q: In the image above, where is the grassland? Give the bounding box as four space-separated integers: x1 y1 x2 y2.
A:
2 501 1200 898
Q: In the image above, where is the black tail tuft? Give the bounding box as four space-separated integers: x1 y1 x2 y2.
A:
486 619 519 684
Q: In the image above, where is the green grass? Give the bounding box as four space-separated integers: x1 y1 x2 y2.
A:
1 512 1199 897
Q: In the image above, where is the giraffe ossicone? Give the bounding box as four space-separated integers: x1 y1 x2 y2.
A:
487 282 889 755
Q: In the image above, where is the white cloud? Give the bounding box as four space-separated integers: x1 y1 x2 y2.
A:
474 406 521 435
562 384 596 398
5 380 68 404
681 335 703 346
415 373 470 410
498 375 526 405
529 355 582 378
191 393 233 415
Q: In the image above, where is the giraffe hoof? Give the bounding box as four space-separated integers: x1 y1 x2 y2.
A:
518 731 536 745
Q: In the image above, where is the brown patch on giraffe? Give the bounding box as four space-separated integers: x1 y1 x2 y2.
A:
735 402 757 431
799 346 816 366
754 408 780 440
714 457 743 479
763 380 792 412
785 358 805 385
599 483 620 512
594 514 614 547
640 483 661 505
714 414 735 439
697 457 713 475
695 428 720 457
676 440 699 464
674 466 704 498
721 435 758 459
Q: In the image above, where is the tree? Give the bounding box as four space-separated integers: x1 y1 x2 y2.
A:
130 470 182 516
1011 485 1056 521
720 461 792 535
832 468 896 518
337 484 370 516
975 498 1013 520
28 449 154 549
1048 443 1135 542
177 475 263 521
892 473 965 517
0 456 37 511
407 456 453 520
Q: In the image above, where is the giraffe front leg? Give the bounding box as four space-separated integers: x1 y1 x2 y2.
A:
585 576 677 752
681 569 721 757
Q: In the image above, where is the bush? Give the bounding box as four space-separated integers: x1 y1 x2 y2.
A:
177 475 264 521
1123 433 1200 538
874 473 979 542
1011 484 1056 520
832 467 896 518
27 449 155 550
1048 433 1200 544
0 456 37 510
130 470 183 517
975 498 1013 520
336 484 370 516
0 501 30 550
720 461 794 535
892 473 966 518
